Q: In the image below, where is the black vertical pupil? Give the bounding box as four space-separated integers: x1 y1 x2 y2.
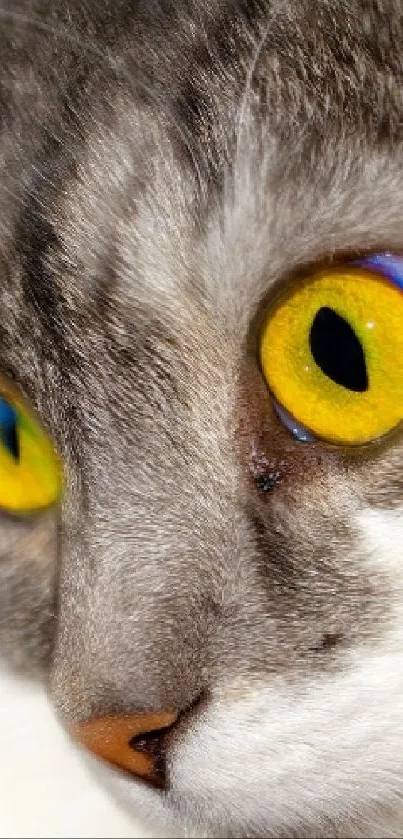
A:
309 306 368 392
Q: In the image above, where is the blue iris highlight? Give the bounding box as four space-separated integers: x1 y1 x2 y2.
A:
272 398 316 443
0 397 19 460
355 253 403 291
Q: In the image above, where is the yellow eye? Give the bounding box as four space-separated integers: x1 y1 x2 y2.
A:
259 262 403 445
0 378 61 514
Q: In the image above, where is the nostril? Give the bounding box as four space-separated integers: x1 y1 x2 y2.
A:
129 723 176 787
68 710 177 788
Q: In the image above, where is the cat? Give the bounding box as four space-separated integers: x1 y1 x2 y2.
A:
0 0 402 837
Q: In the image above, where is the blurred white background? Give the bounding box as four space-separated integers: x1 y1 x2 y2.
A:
0 664 152 838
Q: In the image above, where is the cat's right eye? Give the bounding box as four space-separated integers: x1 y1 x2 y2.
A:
259 254 403 446
0 377 61 514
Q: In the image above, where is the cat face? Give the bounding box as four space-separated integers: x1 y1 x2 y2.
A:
0 1 402 836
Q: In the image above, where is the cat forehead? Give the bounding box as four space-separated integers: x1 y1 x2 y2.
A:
58 122 403 333
3 0 403 384
54 29 403 323
2 0 403 326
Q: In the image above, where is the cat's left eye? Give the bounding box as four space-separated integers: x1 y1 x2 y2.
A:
259 256 403 446
0 378 61 514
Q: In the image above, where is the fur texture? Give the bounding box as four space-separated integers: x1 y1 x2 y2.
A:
0 1 402 836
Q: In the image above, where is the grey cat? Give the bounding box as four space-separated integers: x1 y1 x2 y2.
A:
0 0 402 836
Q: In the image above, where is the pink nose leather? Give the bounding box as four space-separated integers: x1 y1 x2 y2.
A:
69 710 178 782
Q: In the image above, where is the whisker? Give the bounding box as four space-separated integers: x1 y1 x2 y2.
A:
235 0 289 156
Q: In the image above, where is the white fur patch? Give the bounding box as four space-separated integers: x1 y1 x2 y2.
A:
357 508 403 579
168 643 403 836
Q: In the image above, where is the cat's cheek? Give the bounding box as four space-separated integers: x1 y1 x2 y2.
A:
0 510 58 675
167 647 403 838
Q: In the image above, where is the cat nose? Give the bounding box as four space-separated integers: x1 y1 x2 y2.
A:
69 710 178 788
